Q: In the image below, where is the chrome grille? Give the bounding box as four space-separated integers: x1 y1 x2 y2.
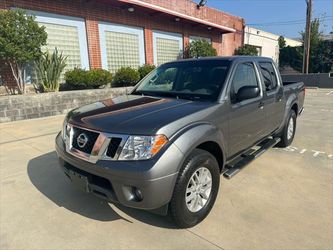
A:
71 127 99 154
65 124 128 163
106 137 122 158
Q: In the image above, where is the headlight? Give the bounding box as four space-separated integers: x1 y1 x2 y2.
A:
62 120 70 141
118 135 168 160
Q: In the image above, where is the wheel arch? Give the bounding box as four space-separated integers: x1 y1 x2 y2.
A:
196 141 224 172
276 93 299 135
172 123 226 173
291 103 298 116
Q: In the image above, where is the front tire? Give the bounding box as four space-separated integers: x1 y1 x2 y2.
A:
170 149 220 228
277 109 297 147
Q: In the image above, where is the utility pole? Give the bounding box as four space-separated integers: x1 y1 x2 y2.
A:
303 0 312 74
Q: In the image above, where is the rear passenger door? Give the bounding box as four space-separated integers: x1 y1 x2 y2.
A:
258 62 284 134
227 62 266 157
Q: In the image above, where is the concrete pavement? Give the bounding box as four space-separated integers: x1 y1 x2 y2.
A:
0 88 332 249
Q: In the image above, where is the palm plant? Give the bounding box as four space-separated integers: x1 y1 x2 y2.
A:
35 48 67 92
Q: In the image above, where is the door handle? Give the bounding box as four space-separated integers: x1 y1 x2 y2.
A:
258 101 264 109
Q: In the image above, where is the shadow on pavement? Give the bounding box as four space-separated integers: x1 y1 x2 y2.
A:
27 151 176 229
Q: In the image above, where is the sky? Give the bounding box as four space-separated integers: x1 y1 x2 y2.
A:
201 0 333 39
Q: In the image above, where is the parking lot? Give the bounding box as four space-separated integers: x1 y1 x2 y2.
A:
0 88 332 250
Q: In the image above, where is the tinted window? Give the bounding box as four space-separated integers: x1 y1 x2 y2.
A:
231 62 259 100
259 62 278 91
147 68 178 91
134 60 231 101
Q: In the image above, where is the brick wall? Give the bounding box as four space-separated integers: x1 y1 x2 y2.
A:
0 87 131 123
0 0 244 88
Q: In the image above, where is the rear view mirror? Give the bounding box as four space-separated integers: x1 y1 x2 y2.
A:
236 86 260 102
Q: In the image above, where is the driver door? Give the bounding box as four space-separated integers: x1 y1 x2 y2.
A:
227 62 266 158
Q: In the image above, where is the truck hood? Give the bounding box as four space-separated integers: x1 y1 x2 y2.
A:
67 95 215 136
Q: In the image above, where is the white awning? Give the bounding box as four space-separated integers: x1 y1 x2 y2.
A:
118 0 236 33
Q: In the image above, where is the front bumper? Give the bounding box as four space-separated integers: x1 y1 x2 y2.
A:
55 133 184 210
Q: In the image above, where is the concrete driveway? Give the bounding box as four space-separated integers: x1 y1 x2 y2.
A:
1 88 332 249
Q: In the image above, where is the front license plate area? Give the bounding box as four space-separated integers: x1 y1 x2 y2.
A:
68 170 90 192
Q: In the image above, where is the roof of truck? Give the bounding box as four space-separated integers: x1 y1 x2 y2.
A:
166 56 274 64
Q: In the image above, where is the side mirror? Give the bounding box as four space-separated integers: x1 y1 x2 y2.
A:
236 86 260 102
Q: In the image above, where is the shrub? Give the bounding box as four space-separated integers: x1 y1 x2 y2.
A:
34 48 67 92
234 44 258 56
86 69 112 88
63 68 112 90
138 64 156 79
112 67 140 87
185 40 217 58
64 68 86 89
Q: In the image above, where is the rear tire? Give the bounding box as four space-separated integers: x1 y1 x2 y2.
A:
277 109 297 147
170 149 220 228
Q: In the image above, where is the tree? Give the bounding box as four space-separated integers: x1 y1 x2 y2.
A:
185 40 217 58
300 18 329 73
0 9 47 94
278 36 286 49
234 44 258 56
280 18 332 73
279 46 303 72
311 40 333 73
300 18 323 51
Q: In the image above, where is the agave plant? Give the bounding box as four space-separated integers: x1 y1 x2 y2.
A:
35 48 67 92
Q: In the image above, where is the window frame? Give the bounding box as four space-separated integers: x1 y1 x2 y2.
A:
99 22 145 72
227 61 263 106
25 10 90 70
153 30 183 66
258 61 281 95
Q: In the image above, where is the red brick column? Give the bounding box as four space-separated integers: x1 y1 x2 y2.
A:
86 18 102 69
144 27 154 65
212 34 223 56
183 31 190 51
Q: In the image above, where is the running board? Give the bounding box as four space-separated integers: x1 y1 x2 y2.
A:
223 137 281 179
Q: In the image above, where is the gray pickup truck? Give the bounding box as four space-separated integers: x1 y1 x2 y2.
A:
56 56 305 228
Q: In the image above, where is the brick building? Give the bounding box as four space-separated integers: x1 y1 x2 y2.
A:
0 0 244 89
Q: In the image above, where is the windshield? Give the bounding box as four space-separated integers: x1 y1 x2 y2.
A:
133 60 231 101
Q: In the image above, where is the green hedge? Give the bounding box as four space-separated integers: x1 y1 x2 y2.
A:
138 64 156 79
63 68 112 90
112 67 140 87
185 40 217 58
86 69 113 88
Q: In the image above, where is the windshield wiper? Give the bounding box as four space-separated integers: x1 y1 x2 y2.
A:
132 90 159 97
133 90 210 102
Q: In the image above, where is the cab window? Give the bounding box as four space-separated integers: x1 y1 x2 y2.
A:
230 62 260 103
259 62 278 91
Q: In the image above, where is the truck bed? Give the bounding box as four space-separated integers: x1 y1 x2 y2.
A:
283 81 305 115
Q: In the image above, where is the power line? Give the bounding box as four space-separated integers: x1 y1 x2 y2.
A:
248 16 333 26
249 19 333 26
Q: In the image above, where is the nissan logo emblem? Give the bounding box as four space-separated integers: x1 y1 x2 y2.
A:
77 133 89 148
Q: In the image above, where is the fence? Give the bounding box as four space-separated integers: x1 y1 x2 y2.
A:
281 73 333 88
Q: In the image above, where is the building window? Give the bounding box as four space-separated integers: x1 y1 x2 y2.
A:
189 36 212 44
23 10 89 83
40 22 82 69
30 11 89 69
153 31 183 65
99 23 145 73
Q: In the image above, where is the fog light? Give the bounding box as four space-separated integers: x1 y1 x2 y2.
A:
132 187 143 201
